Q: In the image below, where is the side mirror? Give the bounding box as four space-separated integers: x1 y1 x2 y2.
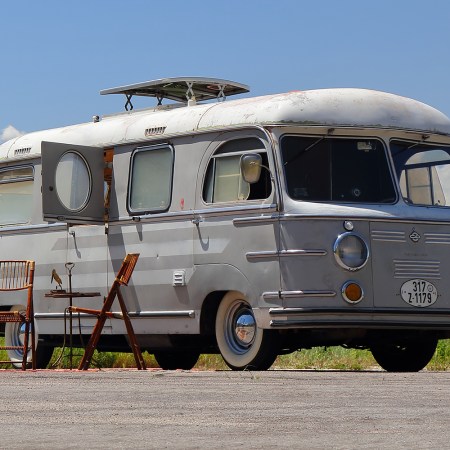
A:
240 154 262 184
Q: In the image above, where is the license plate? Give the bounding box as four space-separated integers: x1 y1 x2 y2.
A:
400 279 438 307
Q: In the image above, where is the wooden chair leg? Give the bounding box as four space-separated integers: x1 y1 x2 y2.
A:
117 291 146 370
78 312 109 370
76 254 144 371
78 286 119 370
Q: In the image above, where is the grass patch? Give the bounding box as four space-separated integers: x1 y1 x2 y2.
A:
3 338 450 371
273 347 377 371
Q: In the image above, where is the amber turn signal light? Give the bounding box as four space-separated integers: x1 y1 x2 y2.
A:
342 281 364 304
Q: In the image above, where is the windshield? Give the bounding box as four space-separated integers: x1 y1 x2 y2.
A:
391 141 450 207
281 136 396 203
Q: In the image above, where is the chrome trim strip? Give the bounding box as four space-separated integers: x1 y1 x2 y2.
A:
371 230 406 242
263 292 280 300
393 259 440 279
281 290 336 299
114 204 278 225
425 233 450 245
263 291 336 300
115 211 194 225
0 222 67 236
247 249 327 261
35 313 97 319
233 215 279 226
270 319 450 329
246 251 277 260
128 311 196 318
35 310 195 319
280 250 327 257
269 307 450 315
280 214 450 226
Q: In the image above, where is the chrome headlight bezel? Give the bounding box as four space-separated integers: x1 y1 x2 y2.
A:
333 232 369 272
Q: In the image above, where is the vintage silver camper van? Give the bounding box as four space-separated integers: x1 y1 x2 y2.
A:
1 77 450 371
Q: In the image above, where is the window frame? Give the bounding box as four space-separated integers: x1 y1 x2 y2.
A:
202 137 272 205
127 143 174 215
0 164 35 226
280 134 397 205
391 139 450 208
0 165 34 184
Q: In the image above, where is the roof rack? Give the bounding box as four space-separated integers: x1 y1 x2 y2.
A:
100 77 250 111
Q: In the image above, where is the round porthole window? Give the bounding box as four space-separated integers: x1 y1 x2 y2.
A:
55 151 91 211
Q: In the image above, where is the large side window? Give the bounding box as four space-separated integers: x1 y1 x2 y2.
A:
281 136 396 203
128 145 174 214
0 166 34 226
203 138 272 203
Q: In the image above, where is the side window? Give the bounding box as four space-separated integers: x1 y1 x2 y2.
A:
128 145 173 214
203 138 272 203
392 145 450 207
0 166 34 226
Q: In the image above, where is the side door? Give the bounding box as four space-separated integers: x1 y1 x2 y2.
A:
41 141 106 224
193 129 281 318
107 138 201 336
40 141 110 331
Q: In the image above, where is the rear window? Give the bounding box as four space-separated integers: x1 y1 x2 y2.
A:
0 165 34 225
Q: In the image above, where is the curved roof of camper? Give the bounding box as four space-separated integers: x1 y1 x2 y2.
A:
2 81 450 161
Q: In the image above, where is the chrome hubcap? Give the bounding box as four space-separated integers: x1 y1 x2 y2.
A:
234 311 256 346
225 302 257 354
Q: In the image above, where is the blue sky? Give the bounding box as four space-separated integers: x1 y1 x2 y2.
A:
1 0 450 141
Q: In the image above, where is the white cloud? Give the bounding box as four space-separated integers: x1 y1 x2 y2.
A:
0 125 25 144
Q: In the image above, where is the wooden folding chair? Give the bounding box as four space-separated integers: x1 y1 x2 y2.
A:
70 253 146 370
0 260 36 371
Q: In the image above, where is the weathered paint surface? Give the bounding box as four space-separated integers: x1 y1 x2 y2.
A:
2 88 450 162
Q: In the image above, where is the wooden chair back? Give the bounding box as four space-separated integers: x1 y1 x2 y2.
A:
0 260 36 370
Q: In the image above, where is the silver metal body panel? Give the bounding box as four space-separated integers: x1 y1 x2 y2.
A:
0 87 450 350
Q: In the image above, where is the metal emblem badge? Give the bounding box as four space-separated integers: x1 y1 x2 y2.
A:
409 228 421 243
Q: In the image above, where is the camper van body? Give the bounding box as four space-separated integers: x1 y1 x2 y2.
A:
1 78 450 371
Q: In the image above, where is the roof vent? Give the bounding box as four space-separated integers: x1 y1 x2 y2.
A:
14 147 31 156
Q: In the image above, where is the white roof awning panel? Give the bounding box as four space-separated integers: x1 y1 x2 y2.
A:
100 77 250 108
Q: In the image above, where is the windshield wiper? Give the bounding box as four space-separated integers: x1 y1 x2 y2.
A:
284 136 326 166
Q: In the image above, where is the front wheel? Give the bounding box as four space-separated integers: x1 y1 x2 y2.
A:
370 338 438 372
5 305 54 369
215 291 279 371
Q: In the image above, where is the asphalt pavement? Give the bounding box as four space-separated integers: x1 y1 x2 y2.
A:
1 368 449 449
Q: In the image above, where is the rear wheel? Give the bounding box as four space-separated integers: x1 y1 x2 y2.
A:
370 338 438 372
154 350 200 370
215 291 279 371
5 305 54 369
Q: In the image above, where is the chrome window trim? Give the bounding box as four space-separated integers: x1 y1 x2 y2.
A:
127 143 174 215
279 133 398 205
0 164 34 184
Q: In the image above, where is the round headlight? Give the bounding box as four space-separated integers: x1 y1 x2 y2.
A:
333 232 369 271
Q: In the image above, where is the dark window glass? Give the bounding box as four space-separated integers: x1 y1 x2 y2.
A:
281 136 396 203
